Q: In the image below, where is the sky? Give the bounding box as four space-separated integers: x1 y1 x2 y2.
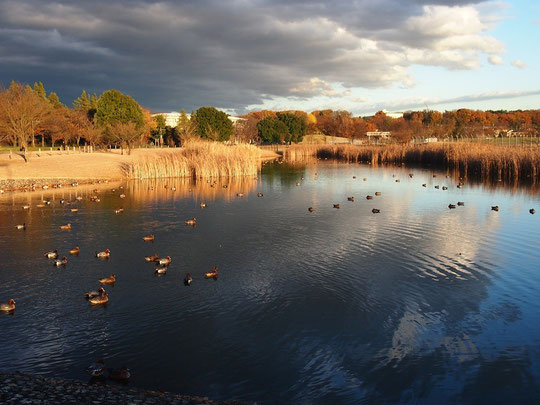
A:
0 0 539 116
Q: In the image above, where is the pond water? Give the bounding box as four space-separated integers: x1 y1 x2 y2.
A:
1 161 540 404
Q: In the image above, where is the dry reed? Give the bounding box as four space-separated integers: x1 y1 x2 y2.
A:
284 143 540 181
123 142 262 179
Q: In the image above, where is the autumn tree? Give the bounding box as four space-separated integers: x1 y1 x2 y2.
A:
0 81 51 160
105 122 144 154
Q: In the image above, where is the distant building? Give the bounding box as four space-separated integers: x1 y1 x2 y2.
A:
152 112 244 127
366 131 391 139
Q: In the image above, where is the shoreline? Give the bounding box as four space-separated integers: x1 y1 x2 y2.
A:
0 147 279 193
0 371 252 404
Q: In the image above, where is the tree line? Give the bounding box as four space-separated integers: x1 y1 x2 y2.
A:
2 81 540 156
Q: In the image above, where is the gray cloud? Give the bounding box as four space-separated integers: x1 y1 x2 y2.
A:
0 0 504 112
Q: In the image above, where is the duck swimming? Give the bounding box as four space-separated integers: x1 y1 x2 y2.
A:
142 234 154 242
155 266 168 275
156 256 171 266
95 249 111 258
530 209 536 214
89 291 108 306
69 246 80 255
347 197 355 202
448 204 456 209
257 192 263 197
375 192 381 196
308 207 314 212
491 206 499 212
145 253 159 262
15 223 26 230
60 223 71 230
457 202 465 206
184 273 193 286
0 299 15 312
205 266 218 279
333 204 340 209
107 366 131 382
86 359 105 377
372 208 380 214
53 256 68 267
99 274 116 284
85 287 106 299
185 218 196 226
200 203 207 208
45 249 58 259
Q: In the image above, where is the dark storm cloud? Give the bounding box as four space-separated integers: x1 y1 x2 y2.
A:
0 0 500 112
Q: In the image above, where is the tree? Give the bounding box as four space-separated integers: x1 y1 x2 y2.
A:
0 81 51 160
105 121 144 154
95 89 145 129
192 106 233 141
152 114 166 145
33 82 46 99
257 117 289 143
47 92 64 109
73 90 91 111
234 115 259 143
276 112 306 143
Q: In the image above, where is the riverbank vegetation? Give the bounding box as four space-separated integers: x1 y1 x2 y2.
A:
122 142 262 179
283 143 540 180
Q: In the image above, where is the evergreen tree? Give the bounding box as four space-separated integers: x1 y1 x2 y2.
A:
33 82 46 99
95 89 144 128
47 92 64 109
73 90 91 111
192 106 233 141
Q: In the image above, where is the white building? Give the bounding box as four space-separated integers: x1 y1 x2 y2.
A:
152 112 244 127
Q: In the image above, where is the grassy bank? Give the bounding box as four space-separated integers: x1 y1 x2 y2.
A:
283 143 540 180
123 142 263 179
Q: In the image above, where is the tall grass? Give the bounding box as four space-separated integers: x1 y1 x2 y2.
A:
284 143 540 181
123 142 262 179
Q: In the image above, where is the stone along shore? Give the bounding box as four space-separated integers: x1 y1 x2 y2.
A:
0 372 252 405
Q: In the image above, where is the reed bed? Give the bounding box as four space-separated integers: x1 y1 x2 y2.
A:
284 143 540 181
123 142 262 179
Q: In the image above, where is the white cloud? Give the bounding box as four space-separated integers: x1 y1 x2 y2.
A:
488 55 504 65
511 60 527 69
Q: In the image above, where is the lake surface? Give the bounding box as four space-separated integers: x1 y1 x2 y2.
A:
1 161 540 404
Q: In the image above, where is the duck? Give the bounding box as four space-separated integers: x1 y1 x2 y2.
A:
0 299 15 312
457 202 465 206
422 184 427 187
375 192 381 196
53 256 68 267
205 266 218 279
156 256 171 266
442 186 448 190
200 203 207 208
86 359 105 377
69 246 80 255
71 208 79 212
372 208 380 214
36 204 45 208
308 207 314 212
15 223 26 230
433 174 437 178
185 218 196 226
60 223 71 230
107 366 131 382
296 182 301 186
59 199 65 204
115 208 124 214
95 249 111 258
352 176 356 179
448 204 456 209
530 208 536 215
45 249 59 259
184 273 193 286
257 192 263 197
457 184 463 189
155 266 168 275
491 206 499 212
409 173 414 178
89 291 108 306
395 179 400 183
366 195 373 200
22 205 30 210
362 178 367 181
435 185 440 189
99 274 116 284
236 193 244 197
145 253 159 262
171 186 177 191
76 196 83 201
85 287 106 299
119 194 126 199
142 234 154 242
347 197 355 202
333 204 340 209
